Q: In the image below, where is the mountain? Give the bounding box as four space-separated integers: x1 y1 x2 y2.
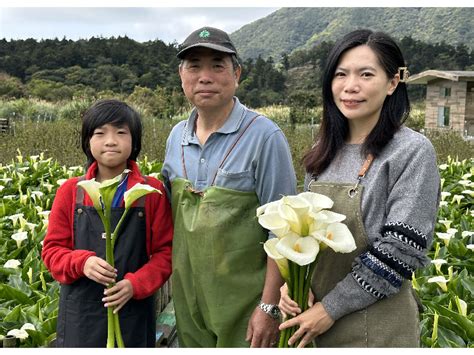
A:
231 7 474 60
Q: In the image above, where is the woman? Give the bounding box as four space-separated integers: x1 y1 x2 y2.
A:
278 29 440 347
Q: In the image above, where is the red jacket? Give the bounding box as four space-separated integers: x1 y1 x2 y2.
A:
42 160 173 299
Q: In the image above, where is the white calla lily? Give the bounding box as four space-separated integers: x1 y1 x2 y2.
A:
454 297 467 317
312 222 356 253
7 328 29 340
124 183 161 209
428 276 448 292
4 259 21 269
20 323 36 331
77 179 102 212
257 212 290 238
256 199 280 217
276 235 320 266
298 191 334 212
263 238 290 281
11 231 28 248
430 259 447 272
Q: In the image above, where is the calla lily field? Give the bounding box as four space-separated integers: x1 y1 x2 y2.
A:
0 152 472 347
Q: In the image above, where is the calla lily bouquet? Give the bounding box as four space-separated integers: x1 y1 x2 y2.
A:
77 170 161 348
257 192 356 348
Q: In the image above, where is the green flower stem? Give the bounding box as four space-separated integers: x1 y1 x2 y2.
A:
107 307 115 348
302 261 317 312
114 312 125 348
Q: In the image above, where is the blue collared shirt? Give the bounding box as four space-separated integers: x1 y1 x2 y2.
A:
162 97 297 207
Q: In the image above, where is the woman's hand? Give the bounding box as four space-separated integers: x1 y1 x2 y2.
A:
278 283 315 317
279 302 335 348
102 279 134 313
83 256 117 286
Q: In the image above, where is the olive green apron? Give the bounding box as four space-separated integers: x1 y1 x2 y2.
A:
308 157 420 347
171 115 267 347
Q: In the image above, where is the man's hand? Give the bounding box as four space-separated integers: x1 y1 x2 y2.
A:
102 279 134 313
83 256 117 286
245 306 280 347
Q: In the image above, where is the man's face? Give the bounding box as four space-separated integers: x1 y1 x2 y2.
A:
179 47 241 113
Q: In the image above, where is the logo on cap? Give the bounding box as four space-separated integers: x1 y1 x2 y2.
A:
199 30 210 38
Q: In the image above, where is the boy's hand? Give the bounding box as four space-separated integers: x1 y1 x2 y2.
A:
103 279 134 313
83 256 117 286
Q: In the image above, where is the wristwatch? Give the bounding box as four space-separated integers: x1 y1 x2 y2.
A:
258 301 281 320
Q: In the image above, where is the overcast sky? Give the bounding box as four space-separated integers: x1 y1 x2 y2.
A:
0 7 281 44
0 1 469 44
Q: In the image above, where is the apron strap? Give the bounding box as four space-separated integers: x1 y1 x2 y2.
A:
348 153 374 198
210 114 260 186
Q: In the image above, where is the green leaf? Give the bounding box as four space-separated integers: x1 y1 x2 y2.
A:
0 284 34 305
3 304 22 322
437 327 466 347
460 278 474 296
425 301 474 340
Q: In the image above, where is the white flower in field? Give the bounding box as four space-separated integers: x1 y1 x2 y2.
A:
436 232 453 246
440 191 451 201
42 183 54 193
20 323 36 332
7 328 29 340
38 210 51 219
7 213 24 227
430 259 447 272
438 164 448 170
451 194 464 205
0 178 13 184
428 276 448 292
461 173 472 180
3 195 16 199
458 180 471 186
4 259 21 269
20 194 28 205
24 222 37 231
439 201 448 207
461 190 474 197
455 297 467 317
16 167 29 173
56 179 68 186
30 190 44 202
0 186 4 192
29 155 40 162
446 228 457 236
438 219 452 230
466 244 474 251
27 267 33 284
440 178 445 189
11 231 28 248
462 231 474 237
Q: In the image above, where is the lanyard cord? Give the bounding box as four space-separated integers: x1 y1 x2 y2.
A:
180 114 260 190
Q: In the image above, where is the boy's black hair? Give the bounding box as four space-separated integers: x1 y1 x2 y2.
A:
81 99 142 168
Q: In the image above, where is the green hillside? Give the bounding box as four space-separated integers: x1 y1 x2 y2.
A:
231 7 474 59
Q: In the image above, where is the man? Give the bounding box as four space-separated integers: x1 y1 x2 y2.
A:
162 26 297 347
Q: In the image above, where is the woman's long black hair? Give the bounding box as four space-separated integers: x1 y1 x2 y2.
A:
303 29 410 176
81 99 142 168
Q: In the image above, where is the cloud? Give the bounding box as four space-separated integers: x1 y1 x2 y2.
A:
0 7 279 43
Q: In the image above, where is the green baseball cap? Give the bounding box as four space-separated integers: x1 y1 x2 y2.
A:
177 27 237 59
